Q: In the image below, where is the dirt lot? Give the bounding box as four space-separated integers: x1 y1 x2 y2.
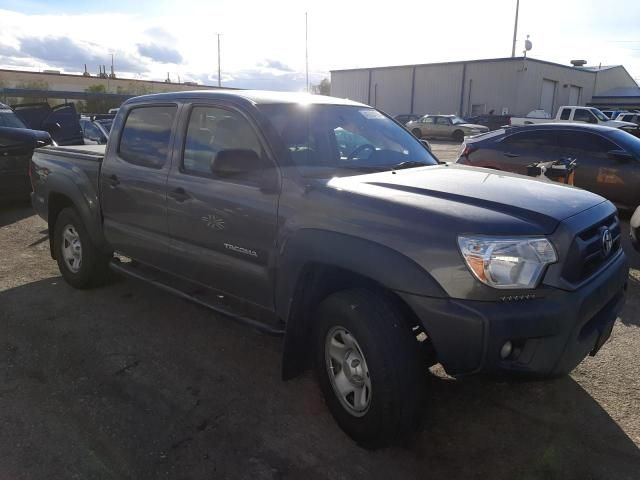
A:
1 156 640 479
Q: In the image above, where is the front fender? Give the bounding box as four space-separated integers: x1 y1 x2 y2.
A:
276 229 446 321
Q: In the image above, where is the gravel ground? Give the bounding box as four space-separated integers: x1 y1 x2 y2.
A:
1 170 640 479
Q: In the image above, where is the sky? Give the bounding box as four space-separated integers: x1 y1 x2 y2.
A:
0 0 639 90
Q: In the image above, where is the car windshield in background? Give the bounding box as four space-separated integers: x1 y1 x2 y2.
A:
0 110 27 128
591 109 610 122
451 116 467 125
97 119 113 132
259 104 437 176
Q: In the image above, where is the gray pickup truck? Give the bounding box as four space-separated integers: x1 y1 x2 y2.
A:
24 90 628 448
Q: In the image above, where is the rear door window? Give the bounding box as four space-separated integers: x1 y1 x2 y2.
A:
119 105 177 168
556 131 617 155
503 130 556 150
559 108 571 120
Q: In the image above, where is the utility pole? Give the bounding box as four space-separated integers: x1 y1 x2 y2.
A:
511 0 520 57
305 12 309 92
217 34 221 87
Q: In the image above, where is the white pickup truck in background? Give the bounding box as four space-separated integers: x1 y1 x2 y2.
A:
510 106 637 128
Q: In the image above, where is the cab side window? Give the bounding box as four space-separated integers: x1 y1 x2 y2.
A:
182 106 266 182
503 130 555 150
119 106 177 168
559 108 571 120
573 109 595 123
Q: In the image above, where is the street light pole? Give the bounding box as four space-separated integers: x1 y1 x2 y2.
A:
217 33 221 87
511 0 520 57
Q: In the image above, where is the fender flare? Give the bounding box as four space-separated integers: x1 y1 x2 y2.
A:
277 229 446 379
44 173 109 256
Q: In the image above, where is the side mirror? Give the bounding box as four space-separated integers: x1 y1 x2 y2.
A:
419 139 432 151
211 149 278 191
607 149 633 163
0 127 52 156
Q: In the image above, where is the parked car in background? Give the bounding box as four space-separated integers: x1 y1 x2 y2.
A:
79 117 110 145
28 90 628 447
456 124 640 209
511 106 636 129
465 114 512 131
394 113 422 125
0 126 51 202
602 110 628 120
0 102 29 129
617 112 640 125
12 102 84 146
407 114 489 142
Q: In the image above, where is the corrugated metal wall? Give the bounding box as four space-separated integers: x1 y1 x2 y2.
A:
331 59 637 118
413 63 464 116
593 67 637 95
330 70 370 104
369 67 413 114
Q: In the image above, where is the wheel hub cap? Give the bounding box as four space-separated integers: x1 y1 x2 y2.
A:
61 224 82 273
325 327 372 417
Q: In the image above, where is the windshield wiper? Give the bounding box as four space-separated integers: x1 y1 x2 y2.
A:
388 161 432 171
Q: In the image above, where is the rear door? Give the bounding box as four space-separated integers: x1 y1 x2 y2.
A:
100 103 179 267
433 116 452 138
556 130 639 205
495 130 559 174
165 103 280 308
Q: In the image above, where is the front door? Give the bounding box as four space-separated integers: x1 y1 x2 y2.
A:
100 104 178 267
166 104 280 308
556 130 640 206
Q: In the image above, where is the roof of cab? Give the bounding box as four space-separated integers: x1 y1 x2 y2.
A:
124 89 368 108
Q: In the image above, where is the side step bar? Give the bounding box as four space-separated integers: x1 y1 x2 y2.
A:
109 261 285 336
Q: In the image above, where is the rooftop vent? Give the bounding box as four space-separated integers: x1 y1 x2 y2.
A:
570 60 587 67
42 69 61 74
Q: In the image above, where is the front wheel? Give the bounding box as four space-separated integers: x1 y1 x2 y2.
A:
452 130 465 142
54 207 111 289
313 289 425 449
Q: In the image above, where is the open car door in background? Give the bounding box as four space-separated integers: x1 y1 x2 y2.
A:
12 103 84 146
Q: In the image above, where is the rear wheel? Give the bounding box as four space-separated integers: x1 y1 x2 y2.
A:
313 289 425 449
54 207 111 289
452 130 465 142
412 128 422 139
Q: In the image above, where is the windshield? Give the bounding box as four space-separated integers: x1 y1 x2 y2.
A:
451 116 467 125
590 108 610 122
259 104 437 176
0 110 27 128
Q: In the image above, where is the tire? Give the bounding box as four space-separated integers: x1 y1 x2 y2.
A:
313 289 425 449
54 207 111 289
411 128 422 139
452 130 465 142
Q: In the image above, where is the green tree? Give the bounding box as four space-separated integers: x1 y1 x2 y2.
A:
84 84 122 114
311 78 330 95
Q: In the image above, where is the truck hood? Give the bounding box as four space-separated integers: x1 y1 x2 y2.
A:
605 119 637 128
327 164 605 234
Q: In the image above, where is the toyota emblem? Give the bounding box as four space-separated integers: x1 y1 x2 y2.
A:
601 228 613 257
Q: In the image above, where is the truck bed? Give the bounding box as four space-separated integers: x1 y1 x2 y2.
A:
39 144 106 161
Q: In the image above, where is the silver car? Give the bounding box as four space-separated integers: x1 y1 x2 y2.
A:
407 114 489 142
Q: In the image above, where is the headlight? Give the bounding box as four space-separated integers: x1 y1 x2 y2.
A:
458 236 557 289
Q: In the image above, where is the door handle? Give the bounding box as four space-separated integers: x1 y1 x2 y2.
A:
107 174 120 187
168 187 190 203
504 152 520 158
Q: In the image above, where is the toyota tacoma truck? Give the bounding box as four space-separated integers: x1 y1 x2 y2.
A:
25 90 628 448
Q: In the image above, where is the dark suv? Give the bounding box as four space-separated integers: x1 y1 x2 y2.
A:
456 123 640 208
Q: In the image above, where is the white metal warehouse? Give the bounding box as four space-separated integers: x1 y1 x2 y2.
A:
330 57 639 117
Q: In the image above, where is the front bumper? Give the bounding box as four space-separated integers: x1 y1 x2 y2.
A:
399 250 628 377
